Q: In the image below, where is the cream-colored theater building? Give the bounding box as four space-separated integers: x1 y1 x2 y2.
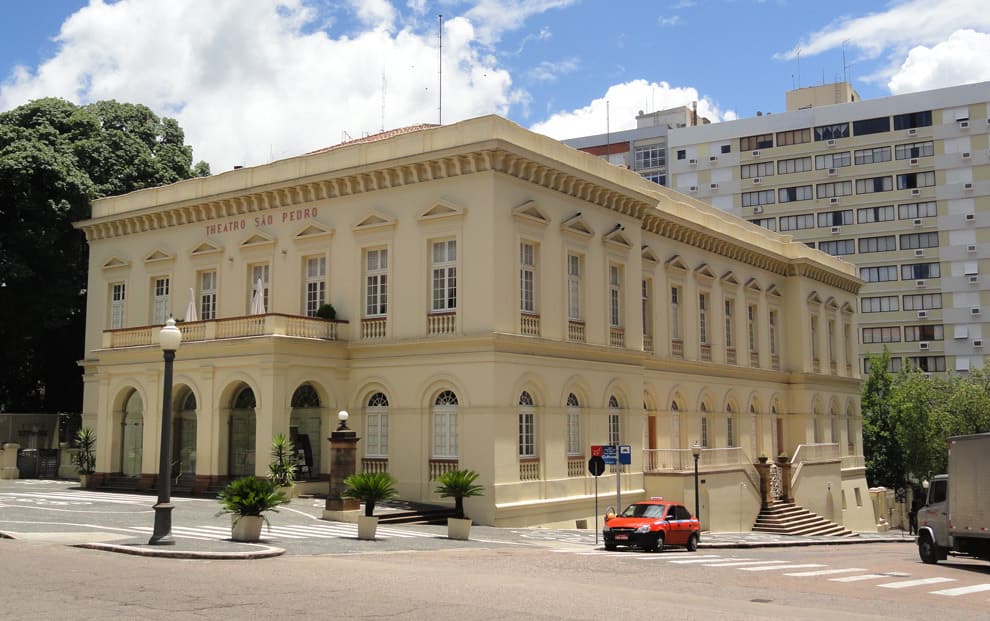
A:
74 115 875 531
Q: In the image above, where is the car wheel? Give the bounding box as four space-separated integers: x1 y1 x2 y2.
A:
650 534 664 553
918 534 940 565
686 533 699 552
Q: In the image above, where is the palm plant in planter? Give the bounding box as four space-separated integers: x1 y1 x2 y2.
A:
267 433 297 496
73 428 96 488
434 469 484 540
342 471 397 540
216 476 288 542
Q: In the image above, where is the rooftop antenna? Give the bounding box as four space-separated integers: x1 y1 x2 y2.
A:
842 39 851 83
438 14 443 125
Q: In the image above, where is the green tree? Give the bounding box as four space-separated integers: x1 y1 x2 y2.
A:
0 98 209 413
861 349 904 488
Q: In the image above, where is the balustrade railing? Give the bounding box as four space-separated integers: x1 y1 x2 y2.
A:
726 347 736 365
700 343 712 362
671 339 684 358
568 320 586 343
520 313 541 337
427 312 456 336
567 457 586 477
428 459 459 481
519 460 540 481
362 317 387 339
105 314 346 348
643 446 748 472
642 335 654 354
771 353 781 370
361 458 389 474
609 326 625 348
750 351 760 367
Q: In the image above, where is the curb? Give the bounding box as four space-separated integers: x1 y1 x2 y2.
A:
72 542 286 560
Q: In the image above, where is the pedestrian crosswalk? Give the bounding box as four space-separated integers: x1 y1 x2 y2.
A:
0 490 197 506
125 520 436 541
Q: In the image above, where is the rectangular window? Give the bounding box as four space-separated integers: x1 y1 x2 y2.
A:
778 185 813 203
779 214 815 231
857 205 895 223
365 408 388 457
777 156 812 175
895 141 935 160
520 242 536 314
861 296 899 313
566 408 581 455
893 110 932 130
110 282 126 329
854 146 892 165
750 217 777 231
432 409 458 458
365 248 388 317
250 264 270 313
740 161 775 179
769 310 778 356
641 280 651 336
902 293 942 311
901 262 940 280
904 325 943 342
740 134 773 151
727 415 735 448
898 201 937 219
698 293 709 345
859 265 898 282
907 356 946 372
724 299 734 348
609 264 622 327
853 116 891 136
671 286 682 340
818 239 855 256
862 327 901 344
810 316 818 360
747 304 757 352
676 149 686 160
304 256 327 317
865 356 903 374
818 210 853 227
721 144 731 154
152 276 170 324
742 189 775 207
856 176 893 194
518 411 535 458
431 240 457 312
634 145 664 170
859 235 897 253
814 123 849 141
776 128 811 146
642 173 665 185
608 413 620 446
567 254 582 321
896 171 936 190
899 232 939 250
816 180 853 199
815 152 852 169
198 270 217 321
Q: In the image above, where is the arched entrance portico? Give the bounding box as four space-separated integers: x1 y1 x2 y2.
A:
121 391 143 477
173 388 197 481
229 385 256 477
290 383 323 480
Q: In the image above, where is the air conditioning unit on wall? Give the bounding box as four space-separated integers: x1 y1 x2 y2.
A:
917 310 928 319
752 177 762 185
919 342 930 351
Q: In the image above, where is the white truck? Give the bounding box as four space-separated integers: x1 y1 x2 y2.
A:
917 432 990 564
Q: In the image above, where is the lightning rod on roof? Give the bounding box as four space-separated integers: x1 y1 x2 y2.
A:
438 14 443 125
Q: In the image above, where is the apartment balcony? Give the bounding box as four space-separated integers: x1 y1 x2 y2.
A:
699 343 712 362
427 312 456 336
726 347 736 365
671 339 684 358
643 334 654 354
567 320 586 343
520 313 541 337
609 326 625 348
102 313 347 348
361 317 387 339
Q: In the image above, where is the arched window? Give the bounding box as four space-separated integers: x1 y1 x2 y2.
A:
233 386 256 409
726 404 735 448
365 392 389 457
518 391 535 458
700 403 709 448
432 390 458 458
566 393 580 455
608 395 620 445
846 408 855 452
182 391 197 411
671 401 681 449
291 384 320 408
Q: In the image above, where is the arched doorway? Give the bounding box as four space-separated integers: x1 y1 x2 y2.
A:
290 384 322 479
121 391 143 477
173 389 197 481
229 386 256 477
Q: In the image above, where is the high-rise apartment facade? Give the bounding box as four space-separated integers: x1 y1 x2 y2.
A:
668 82 989 375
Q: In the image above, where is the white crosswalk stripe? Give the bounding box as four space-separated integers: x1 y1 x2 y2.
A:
667 556 735 564
878 577 956 589
930 584 990 597
785 568 866 577
128 521 435 541
0 491 187 506
704 560 789 568
740 563 826 572
831 573 907 583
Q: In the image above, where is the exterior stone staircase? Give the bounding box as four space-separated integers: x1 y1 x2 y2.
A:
752 501 855 537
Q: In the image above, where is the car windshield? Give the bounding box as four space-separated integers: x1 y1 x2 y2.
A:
621 504 665 518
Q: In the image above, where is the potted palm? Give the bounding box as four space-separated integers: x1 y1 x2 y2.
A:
73 428 96 488
216 476 288 542
267 433 297 498
342 471 397 540
434 469 484 540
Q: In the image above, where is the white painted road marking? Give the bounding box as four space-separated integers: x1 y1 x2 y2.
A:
830 574 895 582
785 568 866 577
705 560 790 567
930 584 990 597
740 563 826 572
878 577 956 589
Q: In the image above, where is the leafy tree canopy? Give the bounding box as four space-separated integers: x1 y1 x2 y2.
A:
0 97 209 413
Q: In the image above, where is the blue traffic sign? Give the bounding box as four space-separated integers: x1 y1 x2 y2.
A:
602 445 618 465
619 444 632 465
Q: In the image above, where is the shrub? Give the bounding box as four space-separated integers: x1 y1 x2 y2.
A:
434 469 484 519
342 471 397 517
216 476 288 527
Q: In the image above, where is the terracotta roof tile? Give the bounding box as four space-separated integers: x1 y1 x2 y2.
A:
306 124 439 155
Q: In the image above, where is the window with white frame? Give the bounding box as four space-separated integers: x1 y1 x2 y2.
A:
608 395 621 445
894 141 934 160
726 404 735 447
698 293 710 345
365 248 388 317
724 299 734 348
815 151 852 169
432 390 458 458
671 286 682 340
642 279 652 336
304 256 326 317
110 282 126 329
566 393 581 456
199 270 216 321
152 276 170 324
609 264 622 327
520 242 536 314
700 404 709 447
518 391 536 458
857 205 895 223
567 253 582 321
250 264 270 312
365 392 389 457
431 240 457 312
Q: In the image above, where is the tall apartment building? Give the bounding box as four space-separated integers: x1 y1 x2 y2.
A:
668 82 990 375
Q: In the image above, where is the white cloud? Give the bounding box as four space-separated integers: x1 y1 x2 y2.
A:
463 0 576 46
888 29 990 94
657 15 681 27
525 58 579 82
529 79 736 140
348 0 397 29
0 0 531 172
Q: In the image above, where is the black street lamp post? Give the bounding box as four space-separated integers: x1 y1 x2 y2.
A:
149 317 182 545
691 442 702 530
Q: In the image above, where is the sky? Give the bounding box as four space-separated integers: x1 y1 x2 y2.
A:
1 0 988 173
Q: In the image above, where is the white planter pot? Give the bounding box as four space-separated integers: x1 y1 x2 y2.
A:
357 515 379 540
231 515 264 542
447 517 472 540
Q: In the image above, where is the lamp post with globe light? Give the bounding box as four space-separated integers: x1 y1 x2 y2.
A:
323 409 361 518
149 317 181 545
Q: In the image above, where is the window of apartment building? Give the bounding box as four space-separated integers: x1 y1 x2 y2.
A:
901 262 940 280
518 391 536 458
698 293 710 345
250 264 270 312
815 152 852 169
304 256 327 317
898 201 937 219
902 293 942 311
567 254 583 321
520 242 537 314
897 171 935 190
908 356 945 372
432 390 459 458
740 134 773 151
676 149 686 160
893 110 932 130
642 173 666 185
857 205 895 223
747 304 758 353
814 123 849 141
862 327 900 344
750 217 777 231
856 176 893 194
905 325 944 342
861 295 899 313
853 116 891 136
818 239 855 256
859 265 898 282
740 161 774 179
777 156 812 175
818 210 853 227
566 393 581 456
671 286 682 340
365 392 389 458
152 276 170 324
778 185 813 203
776 128 811 146
900 232 939 250
634 145 664 170
365 248 388 317
742 189 775 207
608 395 621 445
779 213 815 231
865 356 903 373
816 180 853 198
859 235 897 253
608 264 623 328
895 141 935 160
769 310 778 356
431 240 457 312
109 282 126 329
724 299 735 349
854 146 892 165
198 270 217 321
721 144 731 154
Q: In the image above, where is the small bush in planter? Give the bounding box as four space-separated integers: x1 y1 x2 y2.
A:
342 471 397 517
434 469 484 519
216 476 288 528
315 303 336 321
73 428 96 475
267 433 297 488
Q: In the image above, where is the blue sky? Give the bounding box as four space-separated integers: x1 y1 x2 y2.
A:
1 0 987 171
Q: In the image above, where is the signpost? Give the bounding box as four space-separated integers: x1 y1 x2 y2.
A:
588 448 607 545
590 444 631 545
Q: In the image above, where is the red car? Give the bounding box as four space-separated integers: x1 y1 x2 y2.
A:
603 498 700 552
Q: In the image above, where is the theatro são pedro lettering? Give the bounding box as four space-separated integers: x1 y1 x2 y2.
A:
204 206 319 236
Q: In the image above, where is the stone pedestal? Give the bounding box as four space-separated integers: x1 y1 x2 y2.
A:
324 427 360 514
0 443 20 480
